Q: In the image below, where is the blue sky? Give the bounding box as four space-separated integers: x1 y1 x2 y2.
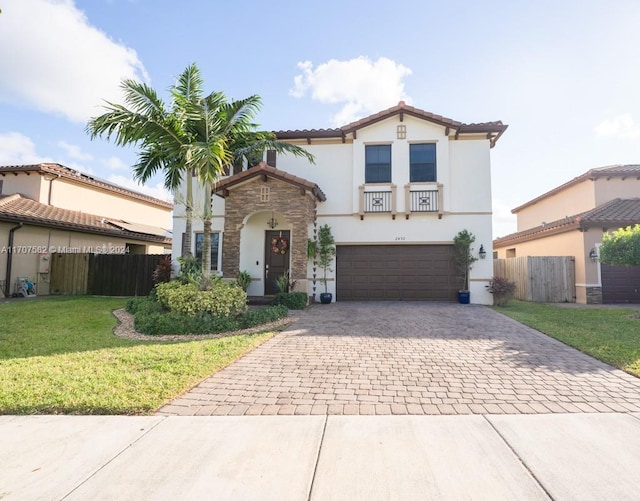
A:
1 0 639 238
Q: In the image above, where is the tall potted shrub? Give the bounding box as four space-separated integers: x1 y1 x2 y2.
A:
453 229 478 304
317 224 336 304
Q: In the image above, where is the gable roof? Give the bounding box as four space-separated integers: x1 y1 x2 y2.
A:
0 194 171 244
512 164 640 213
0 163 173 209
274 101 508 147
213 162 326 201
494 198 640 247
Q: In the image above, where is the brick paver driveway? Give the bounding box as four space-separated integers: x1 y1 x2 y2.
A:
158 302 640 416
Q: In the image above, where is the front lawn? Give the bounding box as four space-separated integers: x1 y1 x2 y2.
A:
496 300 640 377
0 296 274 414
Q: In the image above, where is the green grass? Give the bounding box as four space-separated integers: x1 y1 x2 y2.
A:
0 296 273 414
496 300 640 377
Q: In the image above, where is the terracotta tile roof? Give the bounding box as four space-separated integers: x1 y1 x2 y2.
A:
0 194 171 244
274 101 508 146
0 163 173 209
512 165 640 213
213 162 327 201
494 198 640 247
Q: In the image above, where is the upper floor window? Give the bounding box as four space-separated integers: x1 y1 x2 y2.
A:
410 143 436 182
195 232 220 271
365 144 391 183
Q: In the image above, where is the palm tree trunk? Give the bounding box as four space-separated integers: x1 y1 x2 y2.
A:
201 181 212 278
181 171 194 257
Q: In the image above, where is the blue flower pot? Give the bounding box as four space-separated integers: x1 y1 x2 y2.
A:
457 291 470 304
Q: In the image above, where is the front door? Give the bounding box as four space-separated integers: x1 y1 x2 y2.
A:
264 230 290 295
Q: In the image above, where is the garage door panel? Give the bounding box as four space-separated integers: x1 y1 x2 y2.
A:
336 245 457 301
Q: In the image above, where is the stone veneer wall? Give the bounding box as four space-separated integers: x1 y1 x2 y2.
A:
221 178 316 288
586 286 603 304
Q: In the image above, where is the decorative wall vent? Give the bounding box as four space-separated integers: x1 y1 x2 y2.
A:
260 186 270 202
396 124 407 139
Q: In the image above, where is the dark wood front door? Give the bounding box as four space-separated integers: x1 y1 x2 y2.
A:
264 230 290 295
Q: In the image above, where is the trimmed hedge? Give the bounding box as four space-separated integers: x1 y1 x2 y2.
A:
133 305 289 336
155 280 247 317
272 292 308 310
125 296 163 315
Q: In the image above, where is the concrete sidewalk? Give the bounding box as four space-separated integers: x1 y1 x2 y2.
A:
2 413 640 500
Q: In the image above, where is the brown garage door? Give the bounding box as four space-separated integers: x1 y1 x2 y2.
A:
336 245 457 301
601 264 640 303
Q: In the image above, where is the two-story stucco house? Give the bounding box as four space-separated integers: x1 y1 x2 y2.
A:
1 163 172 296
173 102 507 304
493 165 640 304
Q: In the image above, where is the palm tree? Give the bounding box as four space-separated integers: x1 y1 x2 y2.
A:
88 63 315 277
86 64 204 258
181 94 315 276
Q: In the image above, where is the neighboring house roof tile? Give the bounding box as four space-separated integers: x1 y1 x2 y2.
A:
0 163 173 209
274 101 508 147
213 162 327 201
512 164 640 213
494 198 640 248
0 194 171 244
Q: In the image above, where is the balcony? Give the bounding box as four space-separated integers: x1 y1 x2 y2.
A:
405 183 443 219
359 185 397 219
358 183 444 220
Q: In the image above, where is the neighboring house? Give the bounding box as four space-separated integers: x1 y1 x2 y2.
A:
0 163 172 297
493 165 640 304
173 102 507 304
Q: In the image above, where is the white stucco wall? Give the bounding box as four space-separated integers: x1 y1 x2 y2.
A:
171 116 496 304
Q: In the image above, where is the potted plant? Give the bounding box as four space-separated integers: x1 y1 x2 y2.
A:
453 229 478 304
317 224 336 304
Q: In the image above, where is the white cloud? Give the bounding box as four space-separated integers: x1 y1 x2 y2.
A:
291 56 413 126
0 0 148 123
103 156 128 170
57 141 93 161
595 113 640 139
0 132 52 164
107 174 172 202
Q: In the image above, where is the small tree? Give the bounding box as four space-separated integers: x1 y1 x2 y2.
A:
599 224 640 266
317 224 336 294
453 230 478 292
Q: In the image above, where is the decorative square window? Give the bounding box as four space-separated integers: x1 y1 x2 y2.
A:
365 144 392 183
410 143 436 182
396 124 407 139
260 186 270 202
195 232 220 271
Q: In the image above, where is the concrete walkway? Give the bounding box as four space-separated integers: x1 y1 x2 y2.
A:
159 302 640 416
3 413 640 500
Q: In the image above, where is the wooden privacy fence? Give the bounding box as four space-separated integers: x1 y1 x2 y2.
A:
494 256 575 303
50 253 165 296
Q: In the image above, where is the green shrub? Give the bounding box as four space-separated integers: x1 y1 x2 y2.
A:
236 270 252 291
154 280 247 317
273 292 308 310
133 305 288 335
238 305 288 328
125 296 163 315
487 276 517 307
